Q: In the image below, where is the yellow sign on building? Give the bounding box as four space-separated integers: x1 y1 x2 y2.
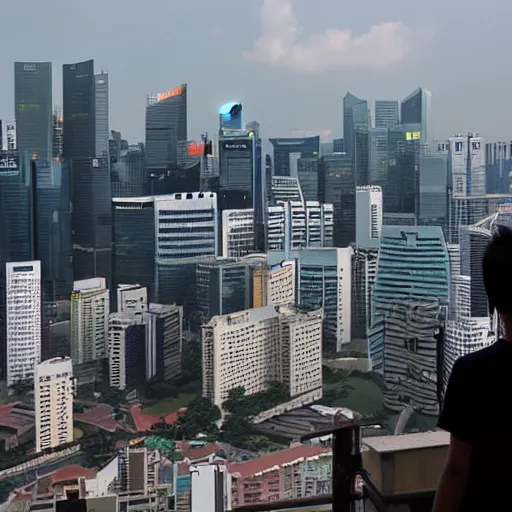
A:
406 131 421 141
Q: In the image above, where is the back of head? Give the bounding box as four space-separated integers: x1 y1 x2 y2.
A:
483 225 512 316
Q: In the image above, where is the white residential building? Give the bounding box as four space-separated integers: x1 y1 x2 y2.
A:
356 186 383 249
449 134 485 197
35 357 74 452
70 278 109 366
202 306 323 409
117 284 148 313
6 261 41 389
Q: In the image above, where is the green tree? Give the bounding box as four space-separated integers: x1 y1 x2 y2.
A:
0 479 15 504
175 397 221 439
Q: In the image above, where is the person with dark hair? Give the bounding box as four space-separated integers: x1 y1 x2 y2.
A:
433 225 512 511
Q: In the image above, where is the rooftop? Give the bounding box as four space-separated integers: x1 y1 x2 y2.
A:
75 405 124 433
51 465 96 486
363 431 449 454
0 403 35 435
129 404 184 432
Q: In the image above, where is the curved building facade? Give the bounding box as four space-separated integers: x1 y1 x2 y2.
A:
219 102 242 132
369 226 450 415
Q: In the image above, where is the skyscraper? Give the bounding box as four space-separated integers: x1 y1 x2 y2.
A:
62 60 95 159
95 72 109 160
375 100 399 129
356 186 383 249
35 357 74 452
14 62 53 164
6 261 42 390
145 85 187 180
401 88 433 148
449 134 486 197
269 137 320 177
369 226 450 415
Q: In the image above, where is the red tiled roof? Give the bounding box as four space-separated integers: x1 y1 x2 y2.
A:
0 403 35 435
51 465 96 485
228 444 330 479
75 405 119 432
181 441 223 462
129 405 185 433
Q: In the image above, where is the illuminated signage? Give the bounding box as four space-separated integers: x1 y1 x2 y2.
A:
223 143 248 150
23 64 36 72
406 131 421 141
0 156 18 169
188 142 204 157
157 86 184 102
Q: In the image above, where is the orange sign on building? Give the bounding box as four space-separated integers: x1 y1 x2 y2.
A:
157 86 184 102
188 142 204 157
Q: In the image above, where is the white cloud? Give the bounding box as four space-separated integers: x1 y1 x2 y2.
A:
244 0 429 73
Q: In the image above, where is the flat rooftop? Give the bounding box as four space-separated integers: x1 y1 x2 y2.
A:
363 430 449 454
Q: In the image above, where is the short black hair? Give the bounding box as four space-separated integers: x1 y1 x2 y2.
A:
483 225 512 315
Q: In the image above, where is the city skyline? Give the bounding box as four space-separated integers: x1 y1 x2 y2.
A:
1 0 512 142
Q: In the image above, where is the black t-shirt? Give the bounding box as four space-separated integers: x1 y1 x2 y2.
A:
438 339 512 510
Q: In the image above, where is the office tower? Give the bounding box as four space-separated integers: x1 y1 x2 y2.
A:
0 120 2 149
219 102 242 132
6 261 41 390
351 249 378 339
108 313 146 390
6 122 16 150
113 197 156 300
70 156 112 282
95 72 109 159
333 138 344 153
418 154 448 228
271 176 303 204
14 62 53 164
449 134 486 197
485 141 512 194
386 127 420 215
35 357 74 452
112 144 146 197
447 244 461 319
343 92 369 185
321 152 355 246
369 226 450 415
356 186 383 249
145 85 187 180
401 88 433 148
70 278 109 366
369 128 390 189
114 193 218 316
222 202 333 258
268 248 352 352
297 155 320 201
375 101 399 129
460 225 492 317
62 60 95 159
202 306 323 409
269 137 320 177
196 260 253 322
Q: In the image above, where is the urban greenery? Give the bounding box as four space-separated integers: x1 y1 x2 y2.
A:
0 479 15 504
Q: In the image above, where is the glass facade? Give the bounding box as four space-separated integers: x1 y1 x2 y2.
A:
62 60 95 159
95 73 109 159
418 155 448 227
401 88 433 147
375 100 399 129
269 137 320 177
145 85 187 179
369 226 450 415
14 62 53 165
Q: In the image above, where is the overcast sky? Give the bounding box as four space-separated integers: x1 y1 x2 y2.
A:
1 0 510 143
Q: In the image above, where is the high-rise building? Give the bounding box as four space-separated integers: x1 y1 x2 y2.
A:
62 60 96 159
375 101 399 129
219 102 242 132
70 156 111 282
460 225 492 317
95 72 109 160
297 155 320 202
343 93 369 185
449 134 486 197
369 128 390 189
6 122 16 151
321 152 355 246
400 88 433 148
196 260 253 322
108 313 146 390
70 278 109 366
252 260 296 308
14 62 53 164
356 186 383 249
485 141 512 194
269 137 320 177
35 357 74 452
202 306 323 409
112 144 146 197
145 85 187 179
369 226 450 415
268 248 352 352
6 261 41 390
418 154 448 227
